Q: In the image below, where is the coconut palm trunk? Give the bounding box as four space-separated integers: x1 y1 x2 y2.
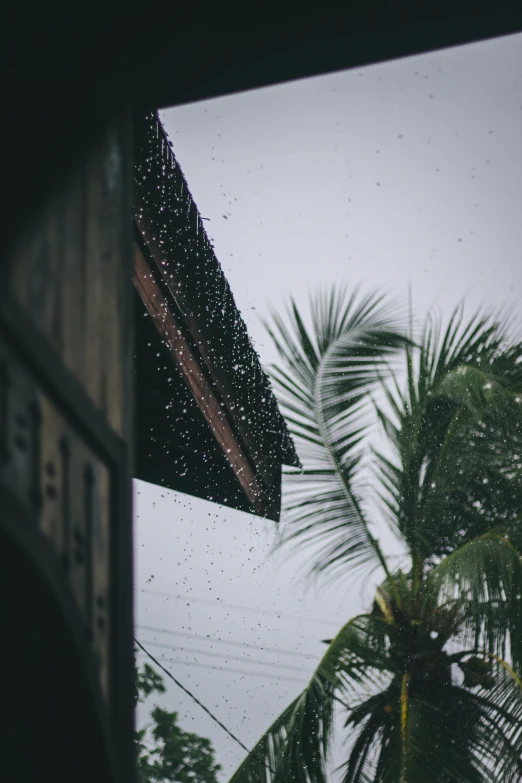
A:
228 289 522 783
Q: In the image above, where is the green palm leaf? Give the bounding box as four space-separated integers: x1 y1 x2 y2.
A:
423 533 522 672
396 685 521 782
228 615 393 783
266 287 407 582
342 661 522 783
243 291 522 783
375 306 522 560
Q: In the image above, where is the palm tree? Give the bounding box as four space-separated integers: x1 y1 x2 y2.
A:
228 288 522 783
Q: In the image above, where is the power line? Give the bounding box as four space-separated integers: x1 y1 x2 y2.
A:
135 639 258 759
135 649 307 683
135 639 349 783
137 637 313 674
135 639 292 783
137 587 341 626
135 623 320 660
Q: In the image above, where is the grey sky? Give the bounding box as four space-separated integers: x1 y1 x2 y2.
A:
136 32 522 780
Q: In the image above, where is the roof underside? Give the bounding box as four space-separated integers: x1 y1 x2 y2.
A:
133 287 256 513
130 4 522 110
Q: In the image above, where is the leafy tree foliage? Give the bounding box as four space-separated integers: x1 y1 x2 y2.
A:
228 289 522 783
135 661 221 783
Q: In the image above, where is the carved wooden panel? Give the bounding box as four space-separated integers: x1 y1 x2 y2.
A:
0 336 112 703
1 112 133 782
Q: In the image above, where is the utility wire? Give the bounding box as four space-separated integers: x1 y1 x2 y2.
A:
138 638 313 674
135 639 255 754
135 649 306 683
138 587 341 626
135 639 352 783
135 638 284 782
135 623 319 660
138 651 351 707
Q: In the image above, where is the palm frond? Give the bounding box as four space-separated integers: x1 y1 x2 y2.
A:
374 305 522 561
422 533 522 672
340 711 385 783
259 291 522 782
228 615 393 783
398 687 516 782
472 660 522 781
362 670 522 783
266 286 407 581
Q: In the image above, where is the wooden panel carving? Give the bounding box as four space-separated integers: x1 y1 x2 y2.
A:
0 336 112 703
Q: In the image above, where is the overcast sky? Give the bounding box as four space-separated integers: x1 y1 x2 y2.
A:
135 31 522 781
